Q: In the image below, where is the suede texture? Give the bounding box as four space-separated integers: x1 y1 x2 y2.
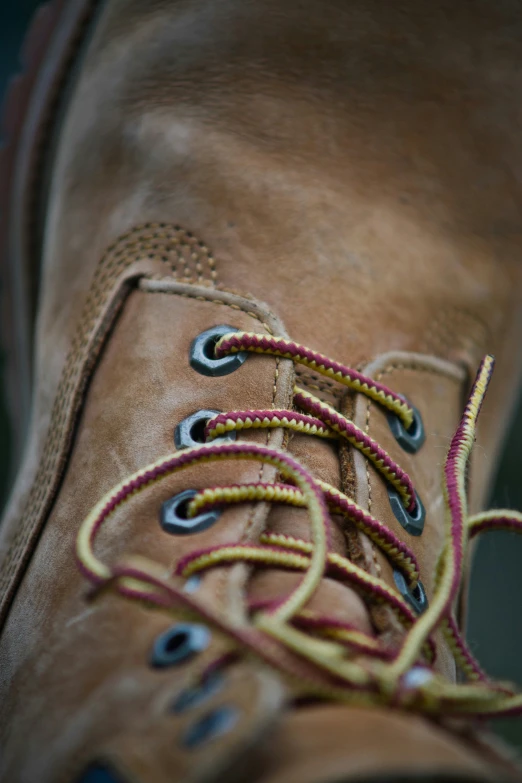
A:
2 1 522 781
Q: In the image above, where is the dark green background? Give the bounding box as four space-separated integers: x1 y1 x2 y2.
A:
1 0 521 750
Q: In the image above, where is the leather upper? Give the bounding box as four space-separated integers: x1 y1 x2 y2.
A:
2 0 522 781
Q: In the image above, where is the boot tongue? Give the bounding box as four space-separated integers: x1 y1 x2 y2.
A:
248 384 375 638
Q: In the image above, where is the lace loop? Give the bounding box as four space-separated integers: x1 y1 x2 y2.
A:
185 481 420 584
215 332 414 427
76 340 522 719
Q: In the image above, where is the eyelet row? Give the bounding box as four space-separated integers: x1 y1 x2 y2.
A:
166 326 246 535
185 325 429 538
79 697 238 781
180 328 431 606
151 621 239 748
178 324 429 554
385 393 427 539
80 330 430 781
388 399 428 612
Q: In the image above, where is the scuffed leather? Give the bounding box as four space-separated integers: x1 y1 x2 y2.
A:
0 281 293 782
2 0 522 781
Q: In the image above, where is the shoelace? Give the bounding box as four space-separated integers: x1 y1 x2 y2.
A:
76 333 522 718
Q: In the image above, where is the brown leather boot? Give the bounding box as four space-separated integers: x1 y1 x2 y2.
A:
2 1 522 781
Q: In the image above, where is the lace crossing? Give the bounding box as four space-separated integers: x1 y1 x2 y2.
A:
76 337 522 718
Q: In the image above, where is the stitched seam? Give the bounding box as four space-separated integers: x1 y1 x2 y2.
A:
99 224 218 284
142 288 275 336
373 361 463 382
0 225 227 618
364 361 462 576
242 355 282 543
269 357 280 439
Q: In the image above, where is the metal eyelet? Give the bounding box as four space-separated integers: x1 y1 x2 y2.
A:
182 706 239 749
150 623 210 669
190 325 248 377
174 409 236 450
160 489 221 535
387 488 425 536
387 399 425 454
171 672 225 714
393 570 428 615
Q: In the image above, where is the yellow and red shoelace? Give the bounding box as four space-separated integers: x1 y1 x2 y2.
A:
76 333 522 718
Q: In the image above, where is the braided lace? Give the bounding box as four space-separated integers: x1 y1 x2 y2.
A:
76 335 522 718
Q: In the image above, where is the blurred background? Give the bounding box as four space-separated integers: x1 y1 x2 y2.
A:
1 0 522 751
